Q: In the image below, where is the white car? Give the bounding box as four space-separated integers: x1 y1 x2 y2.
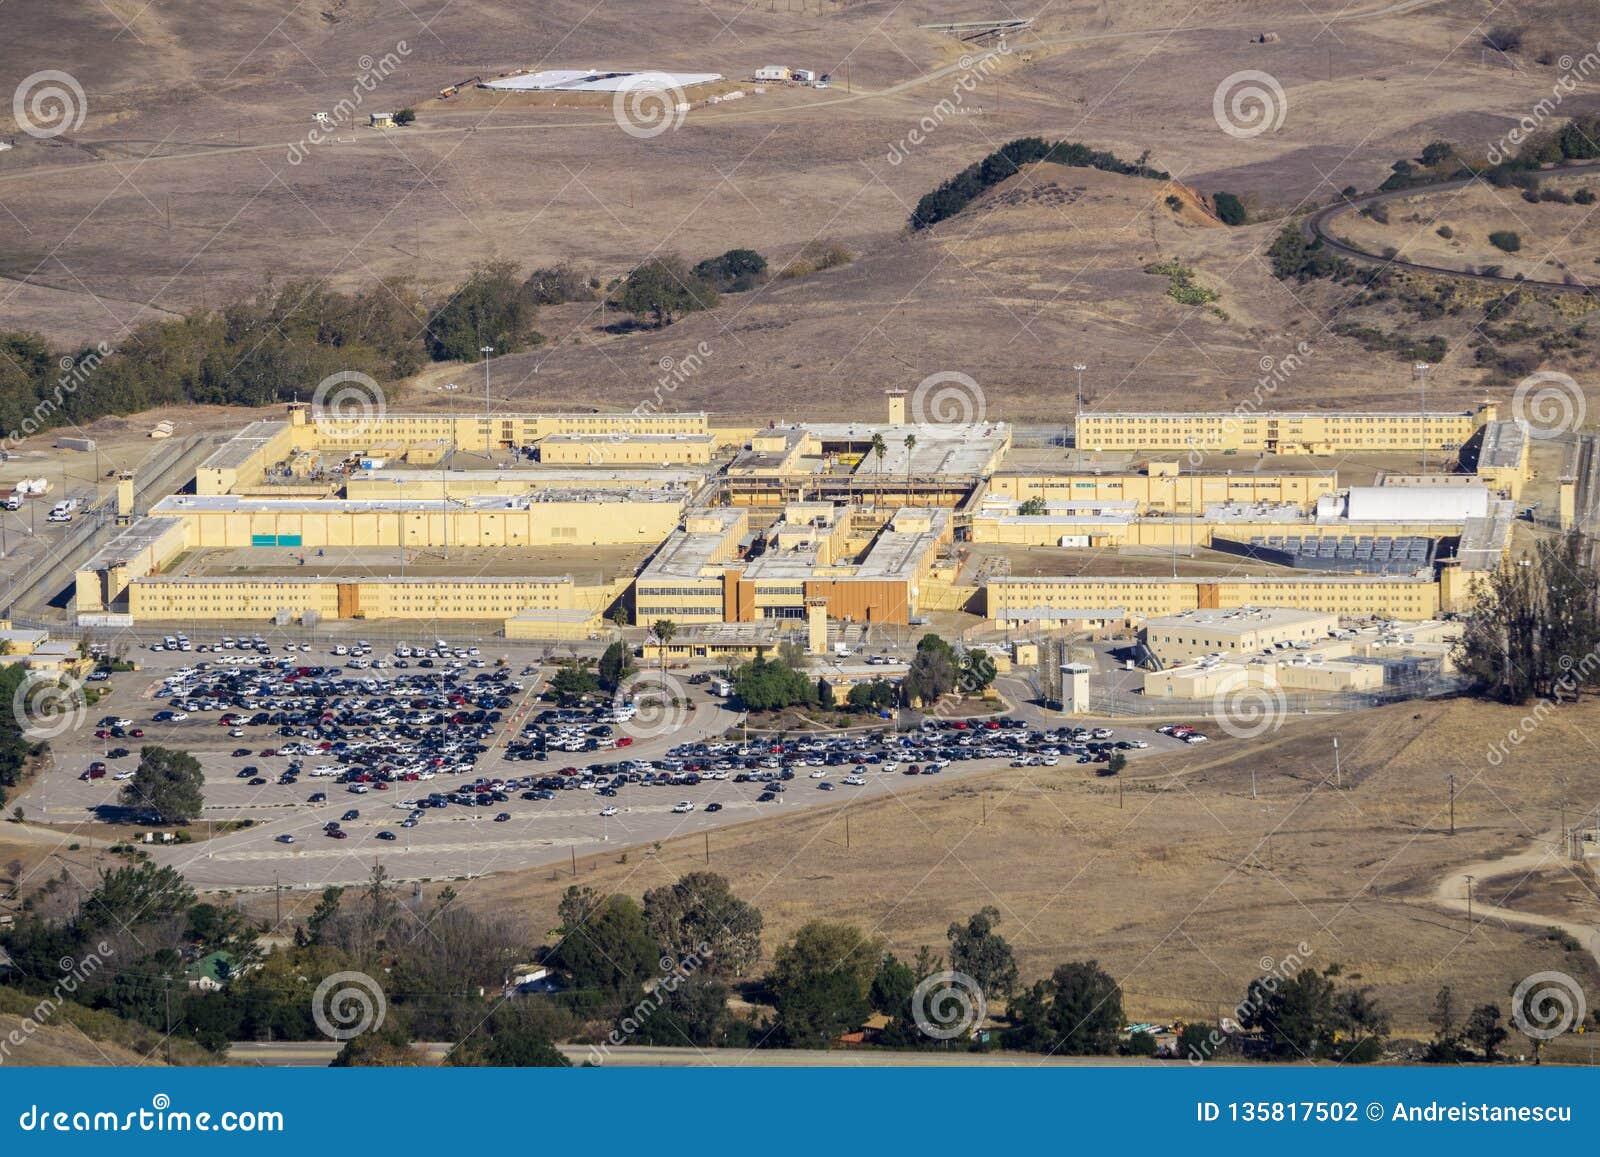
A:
112 770 135 781
672 801 693 813
169 712 189 722
842 775 866 786
599 805 618 817
808 769 827 779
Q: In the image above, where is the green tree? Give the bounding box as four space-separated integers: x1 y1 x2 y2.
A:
449 1013 571 1067
393 108 416 126
946 906 1019 1001
651 619 677 674
1016 496 1048 516
121 745 204 824
424 260 541 362
1239 966 1388 1061
1464 1003 1508 1061
764 921 883 1048
642 871 764 977
628 973 738 1047
1425 983 1467 1062
871 432 888 508
1212 191 1247 226
552 894 658 1006
1488 230 1522 252
692 248 768 293
1005 960 1124 1055
549 658 600 702
616 257 717 327
732 654 815 712
904 636 956 706
598 641 633 694
903 433 917 502
1455 532 1600 704
1178 1020 1223 1060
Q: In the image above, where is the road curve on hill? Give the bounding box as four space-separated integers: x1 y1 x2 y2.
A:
1302 161 1600 295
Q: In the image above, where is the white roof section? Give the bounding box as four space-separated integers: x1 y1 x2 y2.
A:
483 70 723 92
1345 486 1489 523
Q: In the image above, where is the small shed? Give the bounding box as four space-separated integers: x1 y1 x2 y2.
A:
370 111 395 128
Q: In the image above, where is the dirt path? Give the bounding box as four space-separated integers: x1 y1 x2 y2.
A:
1433 830 1600 970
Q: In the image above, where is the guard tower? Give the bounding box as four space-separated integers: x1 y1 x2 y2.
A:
115 470 136 525
885 389 907 425
1061 662 1092 714
806 596 830 656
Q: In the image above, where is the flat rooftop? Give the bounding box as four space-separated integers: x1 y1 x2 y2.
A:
1145 607 1334 632
200 420 286 470
153 488 686 514
1478 420 1528 470
83 515 183 570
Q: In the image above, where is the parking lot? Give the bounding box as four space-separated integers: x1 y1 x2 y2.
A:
19 637 1196 890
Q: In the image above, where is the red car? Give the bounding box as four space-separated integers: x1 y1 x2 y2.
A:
128 728 144 738
81 767 106 780
326 829 348 839
616 737 633 747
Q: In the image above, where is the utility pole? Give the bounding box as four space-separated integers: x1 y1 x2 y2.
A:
274 874 281 928
845 811 851 850
704 831 710 864
162 974 173 1063
1332 735 1340 789
1464 873 1475 930
1073 363 1087 427
570 846 577 877
1448 773 1456 835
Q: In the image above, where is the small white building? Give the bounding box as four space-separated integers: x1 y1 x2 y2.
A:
754 65 791 82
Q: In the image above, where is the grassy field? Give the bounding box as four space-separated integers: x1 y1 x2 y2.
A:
454 694 1600 1040
2 0 1599 420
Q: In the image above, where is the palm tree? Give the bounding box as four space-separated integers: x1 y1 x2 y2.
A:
652 618 677 674
902 433 917 506
871 432 887 509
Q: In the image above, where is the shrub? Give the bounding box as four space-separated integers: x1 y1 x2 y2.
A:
779 239 853 279
1489 230 1522 253
523 262 596 305
693 248 769 293
394 108 416 126
1436 224 1454 239
1483 27 1522 53
1576 188 1597 205
1164 194 1182 211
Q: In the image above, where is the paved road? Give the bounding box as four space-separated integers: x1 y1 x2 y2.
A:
225 1041 1167 1067
1302 160 1600 294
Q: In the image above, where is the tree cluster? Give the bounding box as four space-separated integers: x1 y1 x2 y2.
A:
911 137 1170 231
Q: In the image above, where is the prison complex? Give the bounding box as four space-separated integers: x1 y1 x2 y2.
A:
75 391 1533 654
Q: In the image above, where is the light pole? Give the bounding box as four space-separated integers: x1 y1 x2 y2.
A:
480 346 494 456
1413 361 1432 472
1073 362 1087 435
